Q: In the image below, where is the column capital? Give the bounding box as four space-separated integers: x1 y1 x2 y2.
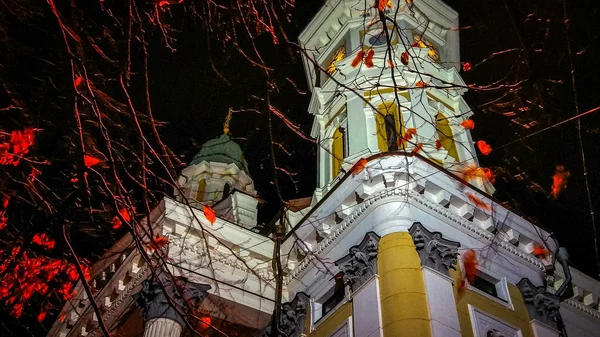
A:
335 232 380 292
517 278 561 328
409 222 460 277
260 292 310 337
134 271 211 328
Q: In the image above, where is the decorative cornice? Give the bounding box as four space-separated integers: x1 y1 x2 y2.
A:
260 292 310 337
564 298 600 319
517 278 561 328
409 222 459 276
335 232 380 292
286 185 546 285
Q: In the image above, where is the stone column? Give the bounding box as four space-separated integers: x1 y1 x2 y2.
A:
409 222 462 337
517 279 561 337
135 272 211 337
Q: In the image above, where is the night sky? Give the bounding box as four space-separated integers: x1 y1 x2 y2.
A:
148 0 600 278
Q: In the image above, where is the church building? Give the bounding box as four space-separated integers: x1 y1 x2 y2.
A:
47 1 600 337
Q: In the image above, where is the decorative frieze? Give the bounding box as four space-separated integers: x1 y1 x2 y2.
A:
335 232 380 292
517 278 561 328
409 222 460 276
260 292 310 337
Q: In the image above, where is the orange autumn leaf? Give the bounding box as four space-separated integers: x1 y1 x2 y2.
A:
435 140 442 150
387 59 395 68
460 119 475 130
400 51 409 65
83 154 102 167
203 205 217 224
396 137 407 149
476 140 492 156
532 244 550 259
376 0 392 11
415 80 427 88
412 143 424 153
364 49 375 68
351 158 368 176
351 50 365 67
462 62 472 72
466 192 492 212
462 249 478 284
550 165 570 199
461 165 494 184
147 236 169 250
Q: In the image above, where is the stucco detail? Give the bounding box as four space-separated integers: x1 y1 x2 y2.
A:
335 232 380 292
517 278 561 328
260 292 310 337
409 222 460 277
134 272 211 328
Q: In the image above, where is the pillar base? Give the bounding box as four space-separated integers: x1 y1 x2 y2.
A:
144 318 182 337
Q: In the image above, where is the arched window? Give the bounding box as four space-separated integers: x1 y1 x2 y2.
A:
376 101 404 152
195 179 206 202
331 127 345 176
435 113 459 161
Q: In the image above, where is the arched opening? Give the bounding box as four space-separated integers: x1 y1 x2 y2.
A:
376 101 404 152
195 179 206 202
331 127 344 177
435 112 459 161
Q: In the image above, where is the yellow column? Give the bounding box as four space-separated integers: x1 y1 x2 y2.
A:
378 232 432 337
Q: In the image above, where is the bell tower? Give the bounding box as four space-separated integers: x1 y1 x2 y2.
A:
299 0 491 197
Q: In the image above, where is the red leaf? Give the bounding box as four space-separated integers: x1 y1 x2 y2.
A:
415 80 427 88
364 49 375 68
462 62 472 72
466 192 492 212
351 50 365 67
147 236 169 250
83 155 102 167
482 168 495 183
37 311 47 322
203 205 217 224
550 165 570 199
386 59 395 68
74 76 84 88
435 140 442 150
198 316 212 331
533 244 550 259
400 51 409 65
476 140 492 156
460 119 475 130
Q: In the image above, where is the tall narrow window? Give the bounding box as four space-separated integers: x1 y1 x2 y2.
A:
435 113 459 161
332 127 344 177
376 101 404 152
195 179 206 202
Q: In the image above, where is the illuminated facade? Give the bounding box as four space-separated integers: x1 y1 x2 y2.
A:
48 1 600 337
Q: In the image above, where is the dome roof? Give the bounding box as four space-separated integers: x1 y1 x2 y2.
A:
190 134 250 173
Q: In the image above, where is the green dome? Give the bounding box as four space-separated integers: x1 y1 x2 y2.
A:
190 134 249 173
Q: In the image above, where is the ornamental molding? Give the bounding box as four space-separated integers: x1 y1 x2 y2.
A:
285 182 546 285
260 292 310 337
335 232 380 292
409 222 459 276
517 278 561 328
134 271 211 327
